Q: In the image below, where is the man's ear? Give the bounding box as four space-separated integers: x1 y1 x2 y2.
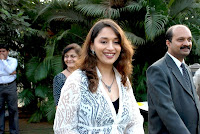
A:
166 40 171 48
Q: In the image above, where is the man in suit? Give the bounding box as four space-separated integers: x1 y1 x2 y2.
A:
0 44 19 134
146 24 200 134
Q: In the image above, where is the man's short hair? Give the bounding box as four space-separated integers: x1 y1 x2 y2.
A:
165 24 190 42
165 27 173 42
0 44 9 50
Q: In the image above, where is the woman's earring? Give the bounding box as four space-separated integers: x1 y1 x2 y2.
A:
91 50 95 55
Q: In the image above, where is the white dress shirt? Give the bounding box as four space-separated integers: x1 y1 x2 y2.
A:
53 67 144 134
0 56 17 84
167 52 185 75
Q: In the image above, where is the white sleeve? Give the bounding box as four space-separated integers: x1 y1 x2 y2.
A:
53 71 81 134
2 58 17 74
124 79 144 134
193 69 200 91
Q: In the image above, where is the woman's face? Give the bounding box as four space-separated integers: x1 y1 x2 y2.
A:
64 49 79 69
91 27 121 68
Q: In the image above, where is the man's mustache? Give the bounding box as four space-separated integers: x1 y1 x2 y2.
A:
180 46 190 49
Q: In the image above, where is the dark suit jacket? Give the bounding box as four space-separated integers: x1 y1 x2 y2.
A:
147 53 200 134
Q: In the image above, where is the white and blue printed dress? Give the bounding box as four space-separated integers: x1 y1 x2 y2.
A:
53 67 144 134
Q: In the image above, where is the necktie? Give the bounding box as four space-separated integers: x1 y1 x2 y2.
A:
181 63 192 93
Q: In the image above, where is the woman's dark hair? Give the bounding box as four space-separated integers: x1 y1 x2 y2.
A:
62 43 81 70
76 19 134 93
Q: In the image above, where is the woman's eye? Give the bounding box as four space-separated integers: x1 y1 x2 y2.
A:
101 41 107 44
114 41 120 44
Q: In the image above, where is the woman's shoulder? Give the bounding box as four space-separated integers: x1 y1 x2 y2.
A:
69 69 87 79
54 72 66 79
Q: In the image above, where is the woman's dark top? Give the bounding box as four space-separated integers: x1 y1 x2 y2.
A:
53 73 67 106
112 98 119 114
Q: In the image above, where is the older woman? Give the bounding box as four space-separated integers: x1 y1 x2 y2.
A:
53 43 81 107
54 19 144 134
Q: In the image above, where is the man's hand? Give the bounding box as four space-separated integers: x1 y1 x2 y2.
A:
10 71 16 75
0 54 5 60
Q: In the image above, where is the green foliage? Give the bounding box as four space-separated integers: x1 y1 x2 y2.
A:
18 88 35 106
28 109 44 123
51 56 63 75
121 1 143 12
35 85 49 99
169 0 194 17
45 97 56 122
145 6 168 41
125 31 146 45
132 63 148 101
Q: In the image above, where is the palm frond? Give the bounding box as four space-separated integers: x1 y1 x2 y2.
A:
34 0 72 22
169 0 194 17
18 88 35 106
34 61 48 82
189 23 200 56
119 20 145 45
193 39 200 56
76 4 120 18
125 31 146 46
145 6 168 41
35 85 49 99
28 28 48 39
45 99 56 122
69 24 86 41
28 109 43 123
45 41 55 57
51 55 62 75
26 57 49 82
25 57 40 83
57 30 70 40
132 62 148 101
47 9 85 23
121 1 143 12
147 0 168 15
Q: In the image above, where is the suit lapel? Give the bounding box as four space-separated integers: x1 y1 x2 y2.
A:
164 54 194 98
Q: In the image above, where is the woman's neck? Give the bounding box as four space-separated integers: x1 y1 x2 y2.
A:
97 64 114 77
67 67 74 73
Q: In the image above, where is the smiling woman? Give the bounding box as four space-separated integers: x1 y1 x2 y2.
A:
53 43 81 107
53 19 144 134
90 27 121 70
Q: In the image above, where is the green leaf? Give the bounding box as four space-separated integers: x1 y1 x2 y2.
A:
169 0 194 17
76 4 120 18
0 8 11 18
34 62 48 81
18 89 35 106
28 110 43 123
45 40 56 57
46 100 56 122
26 57 40 83
145 6 168 41
57 30 69 41
125 31 146 45
35 85 49 98
121 1 143 12
51 56 62 75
